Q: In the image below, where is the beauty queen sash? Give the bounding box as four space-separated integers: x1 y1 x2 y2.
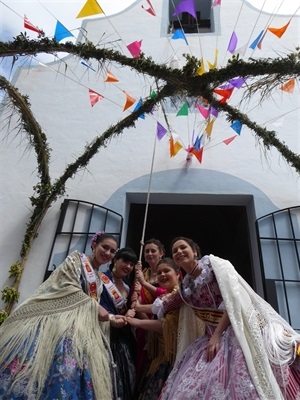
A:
80 253 99 301
100 274 127 313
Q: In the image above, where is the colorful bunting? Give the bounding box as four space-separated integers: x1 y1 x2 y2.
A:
227 31 237 53
267 20 291 38
197 58 205 75
249 30 264 50
205 119 215 138
191 147 204 163
223 135 237 145
214 87 234 102
127 40 143 58
176 102 189 116
210 106 218 117
123 91 136 111
142 0 156 16
207 49 219 70
80 60 96 72
88 89 104 107
230 120 242 135
228 77 245 89
171 29 188 45
133 98 145 119
54 21 74 42
173 0 197 19
196 103 210 119
157 122 168 140
24 15 43 34
104 70 119 82
280 78 295 94
76 0 104 19
169 136 183 157
193 134 203 150
257 31 267 49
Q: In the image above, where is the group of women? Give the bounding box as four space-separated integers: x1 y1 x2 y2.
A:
0 232 300 399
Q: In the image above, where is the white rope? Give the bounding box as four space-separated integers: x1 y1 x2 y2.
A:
138 128 157 261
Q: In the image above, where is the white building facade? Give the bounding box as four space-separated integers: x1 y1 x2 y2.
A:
1 0 299 329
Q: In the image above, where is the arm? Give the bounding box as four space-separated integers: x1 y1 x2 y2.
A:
126 317 163 333
206 310 231 362
136 268 157 297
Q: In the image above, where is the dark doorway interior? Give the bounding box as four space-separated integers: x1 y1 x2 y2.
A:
126 204 254 287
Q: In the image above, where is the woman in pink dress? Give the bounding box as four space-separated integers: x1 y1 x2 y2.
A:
159 237 300 400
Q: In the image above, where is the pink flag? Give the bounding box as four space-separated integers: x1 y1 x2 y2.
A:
127 40 142 58
196 103 210 119
212 0 221 6
223 135 237 145
88 89 104 107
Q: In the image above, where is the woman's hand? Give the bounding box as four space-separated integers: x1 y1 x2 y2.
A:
126 308 136 318
125 317 141 328
110 314 127 328
98 305 110 321
206 333 221 362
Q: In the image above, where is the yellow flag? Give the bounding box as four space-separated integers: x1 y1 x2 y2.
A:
207 49 219 70
197 58 205 76
76 0 104 18
205 119 215 138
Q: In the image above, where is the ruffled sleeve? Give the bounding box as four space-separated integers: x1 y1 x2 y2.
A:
151 291 183 319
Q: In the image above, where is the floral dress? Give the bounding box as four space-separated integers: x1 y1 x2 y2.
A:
159 256 300 400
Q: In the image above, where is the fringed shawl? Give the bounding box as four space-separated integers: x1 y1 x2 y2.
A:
0 251 114 399
210 255 300 400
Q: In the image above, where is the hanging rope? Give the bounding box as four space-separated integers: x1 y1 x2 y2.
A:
138 127 157 261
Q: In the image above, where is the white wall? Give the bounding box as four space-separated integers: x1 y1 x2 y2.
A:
1 0 299 307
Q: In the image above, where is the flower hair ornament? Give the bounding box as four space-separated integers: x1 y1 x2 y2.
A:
90 231 105 249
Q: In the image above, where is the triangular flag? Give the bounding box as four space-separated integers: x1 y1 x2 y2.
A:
150 90 157 99
157 122 168 140
267 20 291 38
80 60 96 72
173 0 196 19
196 103 210 119
249 30 264 50
142 0 156 16
197 58 205 75
169 136 183 157
24 15 43 34
228 77 246 89
191 147 204 163
223 135 237 145
233 43 248 57
257 30 267 49
207 49 219 70
127 40 143 58
76 0 104 18
133 98 145 119
214 87 234 101
230 120 242 135
280 78 295 94
88 89 104 107
193 134 203 150
176 102 189 116
212 0 221 6
54 20 74 42
171 29 188 45
210 106 218 117
227 31 238 53
123 91 136 111
104 70 119 82
205 119 215 138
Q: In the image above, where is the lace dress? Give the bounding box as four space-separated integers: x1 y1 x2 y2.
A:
159 256 300 400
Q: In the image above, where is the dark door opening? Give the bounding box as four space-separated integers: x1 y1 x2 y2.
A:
126 203 254 287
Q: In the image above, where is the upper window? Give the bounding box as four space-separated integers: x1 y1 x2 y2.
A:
169 0 214 34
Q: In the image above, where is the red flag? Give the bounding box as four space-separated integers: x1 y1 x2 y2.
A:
142 0 156 16
191 147 204 163
24 15 43 34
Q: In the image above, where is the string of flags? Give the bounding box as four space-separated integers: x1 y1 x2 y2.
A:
18 0 298 166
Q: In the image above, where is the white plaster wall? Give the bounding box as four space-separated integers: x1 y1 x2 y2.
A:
1 0 299 306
